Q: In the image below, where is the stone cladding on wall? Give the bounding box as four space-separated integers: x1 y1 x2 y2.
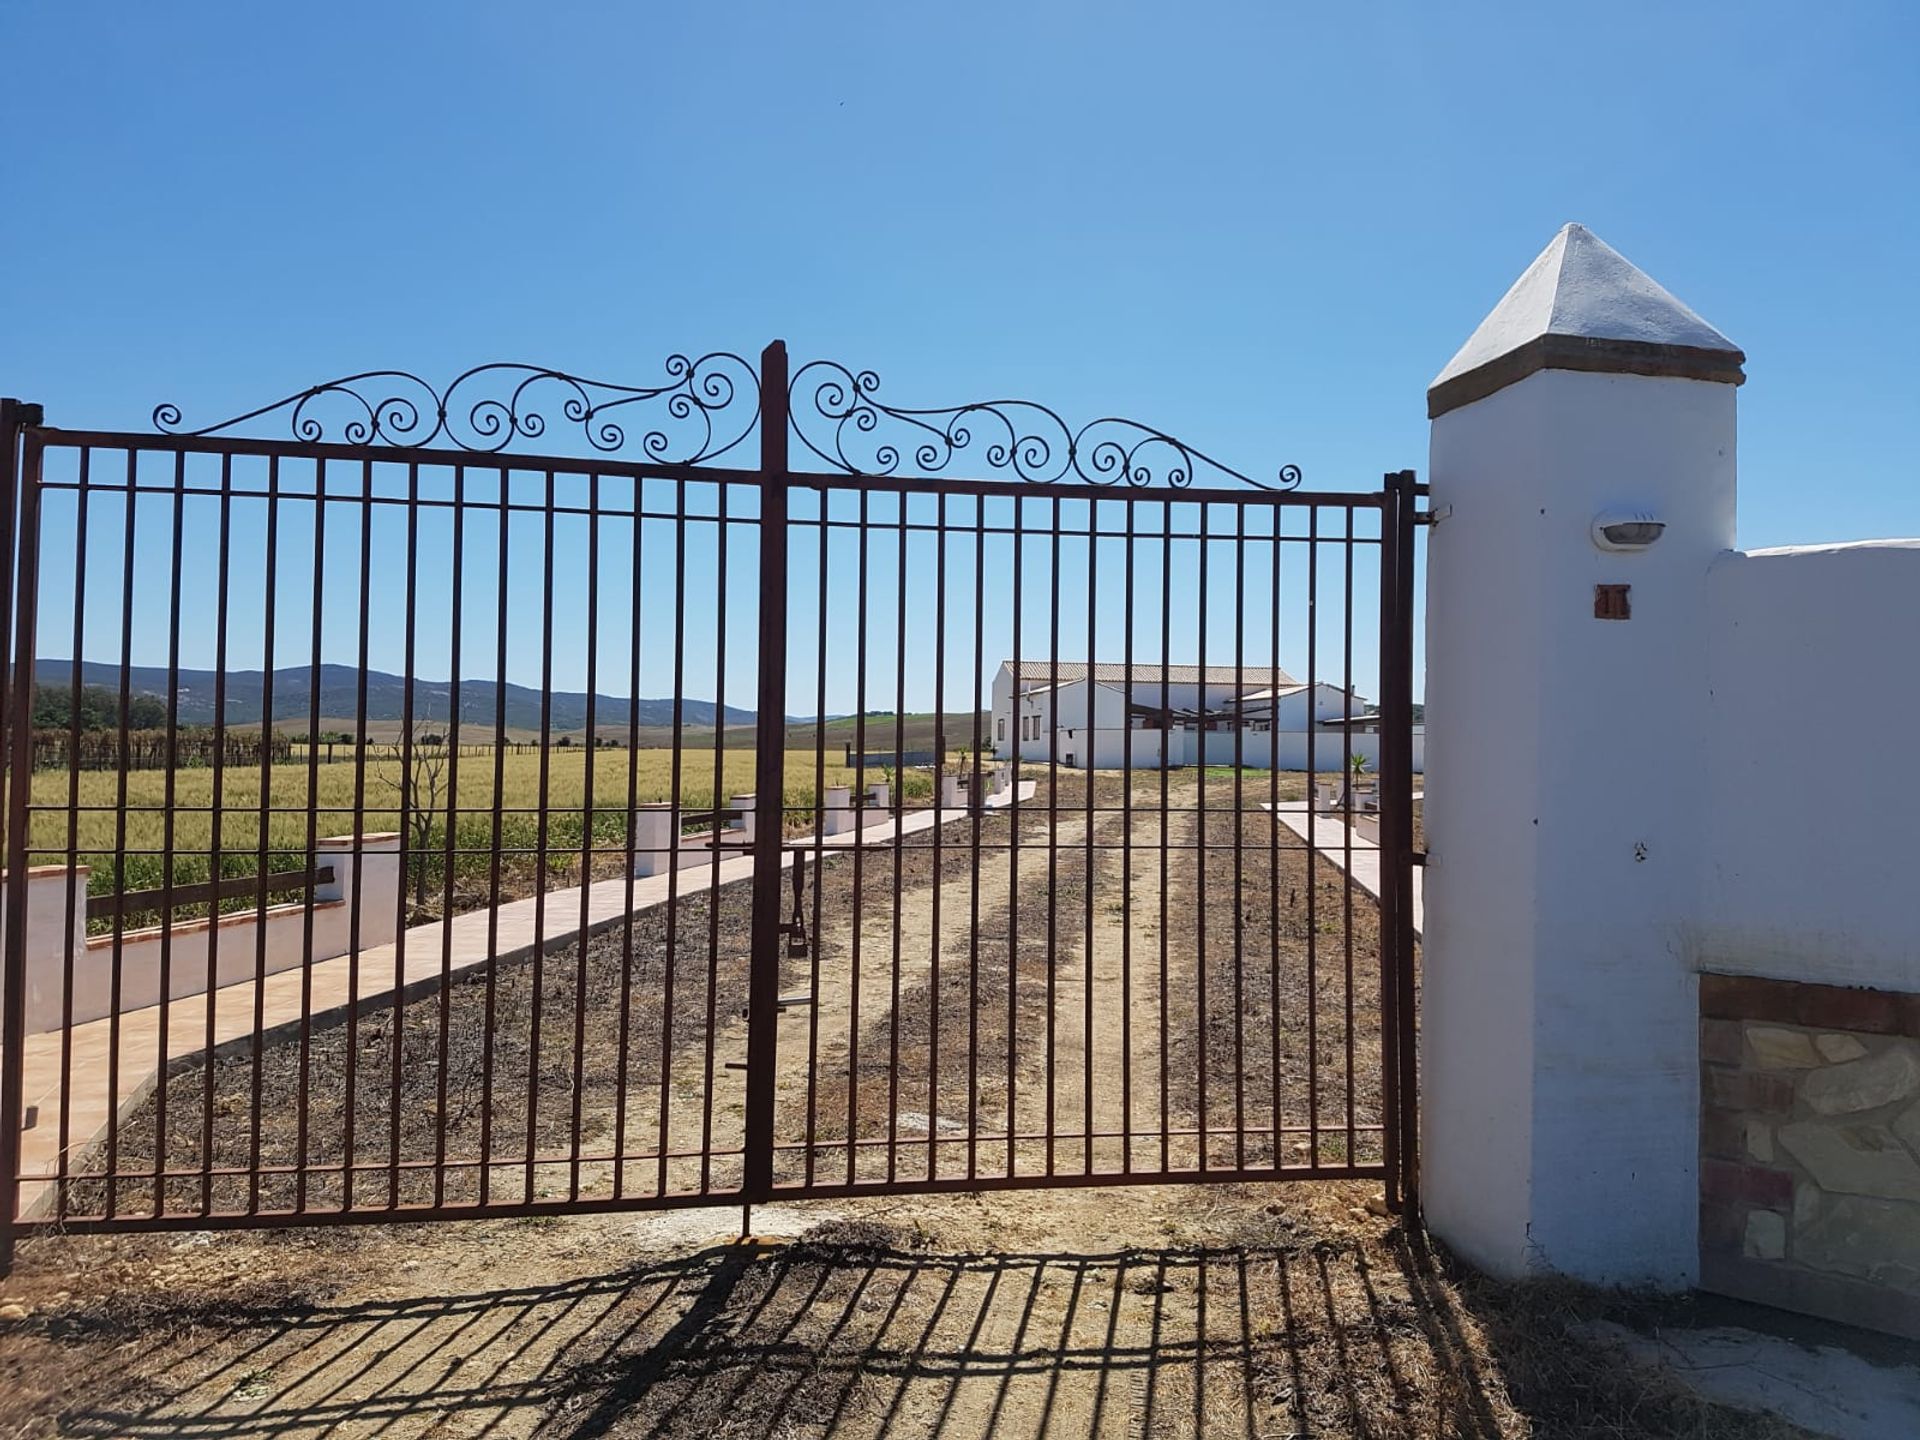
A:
1700 973 1920 1339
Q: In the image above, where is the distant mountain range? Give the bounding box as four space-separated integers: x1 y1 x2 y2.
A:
34 661 765 734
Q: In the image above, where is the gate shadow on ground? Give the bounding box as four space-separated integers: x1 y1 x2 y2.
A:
56 1228 1515 1439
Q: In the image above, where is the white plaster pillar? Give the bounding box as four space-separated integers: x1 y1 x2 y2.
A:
866 780 890 813
0 865 89 1034
316 833 403 950
630 804 678 878
820 785 854 837
1420 224 1742 1285
729 793 756 847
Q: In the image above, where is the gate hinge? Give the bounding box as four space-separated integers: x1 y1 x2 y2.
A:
1412 851 1428 867
1415 504 1450 528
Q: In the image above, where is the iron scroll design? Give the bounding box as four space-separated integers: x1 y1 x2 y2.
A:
788 359 1301 491
151 351 1300 489
153 355 762 464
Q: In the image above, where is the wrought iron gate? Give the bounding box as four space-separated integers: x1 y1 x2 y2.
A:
0 349 1417 1270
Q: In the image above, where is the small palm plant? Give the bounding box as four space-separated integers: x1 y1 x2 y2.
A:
1347 752 1371 807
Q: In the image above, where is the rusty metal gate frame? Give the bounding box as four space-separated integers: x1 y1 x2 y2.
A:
0 352 1418 1271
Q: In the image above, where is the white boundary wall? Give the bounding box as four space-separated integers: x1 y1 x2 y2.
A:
1701 541 1920 990
0 835 401 1036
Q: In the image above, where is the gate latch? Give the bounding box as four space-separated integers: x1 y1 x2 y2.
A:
784 851 810 957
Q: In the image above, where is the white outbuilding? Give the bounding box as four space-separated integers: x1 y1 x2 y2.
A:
988 660 1405 771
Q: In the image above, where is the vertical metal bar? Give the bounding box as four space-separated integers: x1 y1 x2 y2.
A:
152 450 187 1216
1383 470 1419 1209
1231 500 1246 1174
1006 498 1022 1179
1120 496 1135 1175
569 471 599 1202
744 339 790 1202
390 461 421 1208
966 498 984 1183
655 480 688 1197
1082 500 1097 1173
293 455 327 1214
435 464 465 1207
1044 499 1059 1177
699 468 730 1193
200 455 229 1209
887 487 906 1183
525 468 556 1203
1342 504 1357 1167
106 447 142 1216
1304 506 1319 1168
1157 507 1171 1174
479 466 510 1206
1195 501 1209 1172
1398 470 1420 1207
1267 502 1284 1170
1398 471 1420 1205
343 459 373 1209
0 400 21 868
929 488 947 1182
806 479 829 1188
1376 480 1403 1207
848 485 868 1186
58 447 92 1219
0 417 41 1273
613 474 643 1201
241 458 281 1214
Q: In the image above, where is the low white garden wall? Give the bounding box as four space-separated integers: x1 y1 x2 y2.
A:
0 834 400 1035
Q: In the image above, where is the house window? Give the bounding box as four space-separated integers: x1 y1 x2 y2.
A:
997 717 1005 742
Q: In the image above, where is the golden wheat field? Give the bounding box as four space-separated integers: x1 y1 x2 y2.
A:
17 747 941 901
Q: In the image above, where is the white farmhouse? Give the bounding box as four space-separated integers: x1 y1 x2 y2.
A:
988 661 1407 771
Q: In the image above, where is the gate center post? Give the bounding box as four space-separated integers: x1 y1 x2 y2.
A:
744 340 791 1203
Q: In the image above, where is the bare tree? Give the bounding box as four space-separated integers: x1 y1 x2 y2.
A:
380 723 453 909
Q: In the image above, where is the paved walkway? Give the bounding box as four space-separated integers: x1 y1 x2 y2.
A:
1263 799 1424 937
10 784 1036 1212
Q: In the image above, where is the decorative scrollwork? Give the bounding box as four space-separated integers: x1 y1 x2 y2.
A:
153 355 762 464
151 349 1299 488
788 359 1299 490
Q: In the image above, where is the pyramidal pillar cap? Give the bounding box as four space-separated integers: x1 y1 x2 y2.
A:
1428 223 1744 419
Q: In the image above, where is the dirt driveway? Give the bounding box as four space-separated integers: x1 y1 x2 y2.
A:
0 773 1810 1438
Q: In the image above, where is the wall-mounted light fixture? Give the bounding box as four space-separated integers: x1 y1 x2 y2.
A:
1591 509 1666 552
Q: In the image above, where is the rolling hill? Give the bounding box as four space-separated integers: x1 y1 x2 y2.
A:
33 661 762 734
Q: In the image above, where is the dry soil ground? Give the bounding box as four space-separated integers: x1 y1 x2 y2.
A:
0 773 1814 1438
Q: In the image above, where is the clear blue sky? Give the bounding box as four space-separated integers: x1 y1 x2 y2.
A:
2 3 1915 721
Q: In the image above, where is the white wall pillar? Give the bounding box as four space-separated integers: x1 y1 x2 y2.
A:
820 785 855 836
729 793 756 847
630 804 677 878
0 865 89 1034
315 832 403 951
1421 224 1742 1285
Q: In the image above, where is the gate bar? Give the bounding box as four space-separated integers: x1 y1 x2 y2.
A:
1391 467 1421 1207
1376 468 1419 1213
743 340 791 1201
0 415 43 1275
